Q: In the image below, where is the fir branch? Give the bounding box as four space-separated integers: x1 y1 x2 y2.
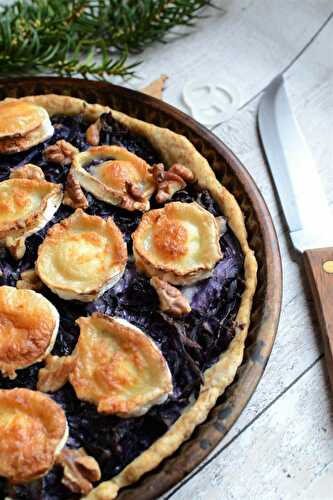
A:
0 0 211 80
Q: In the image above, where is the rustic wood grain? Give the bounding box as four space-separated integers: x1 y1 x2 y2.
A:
304 248 333 392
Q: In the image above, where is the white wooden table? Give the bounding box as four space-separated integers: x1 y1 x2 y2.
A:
126 1 333 498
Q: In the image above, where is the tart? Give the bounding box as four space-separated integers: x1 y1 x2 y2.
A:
0 286 59 379
0 94 257 499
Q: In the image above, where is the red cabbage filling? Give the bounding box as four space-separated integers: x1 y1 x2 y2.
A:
0 114 244 499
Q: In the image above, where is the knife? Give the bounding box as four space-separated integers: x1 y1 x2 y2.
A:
258 75 333 389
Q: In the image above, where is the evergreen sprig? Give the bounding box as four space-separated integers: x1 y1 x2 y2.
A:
0 0 211 80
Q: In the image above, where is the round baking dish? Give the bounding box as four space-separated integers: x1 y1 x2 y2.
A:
0 77 282 499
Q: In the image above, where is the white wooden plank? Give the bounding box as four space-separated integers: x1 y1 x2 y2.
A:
303 461 333 500
168 359 333 500
286 22 333 206
130 0 333 118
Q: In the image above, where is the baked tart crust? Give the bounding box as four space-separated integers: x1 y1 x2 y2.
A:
1 94 257 499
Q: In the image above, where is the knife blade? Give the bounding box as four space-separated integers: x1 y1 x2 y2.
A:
258 75 333 252
258 75 333 391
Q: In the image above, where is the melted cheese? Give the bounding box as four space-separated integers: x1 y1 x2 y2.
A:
71 145 155 211
0 179 46 222
0 101 54 153
69 314 173 417
0 388 68 483
0 286 59 379
132 201 222 285
0 101 44 138
0 178 62 242
36 209 127 302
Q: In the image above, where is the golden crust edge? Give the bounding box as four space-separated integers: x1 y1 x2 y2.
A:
4 95 110 122
9 95 257 499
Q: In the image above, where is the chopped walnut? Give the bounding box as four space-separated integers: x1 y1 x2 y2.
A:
63 168 89 209
120 196 136 211
154 163 195 204
56 447 101 495
9 163 45 181
16 269 43 291
86 118 101 146
169 163 195 183
37 355 76 393
150 276 191 316
120 182 147 211
125 181 145 202
5 236 26 260
155 177 186 204
44 140 79 166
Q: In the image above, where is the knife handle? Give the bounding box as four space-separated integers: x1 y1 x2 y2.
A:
304 248 333 389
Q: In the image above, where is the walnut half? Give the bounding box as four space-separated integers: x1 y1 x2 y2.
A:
120 181 148 211
44 140 79 166
63 168 89 209
170 163 195 183
125 181 145 201
150 276 191 316
56 447 101 495
154 163 195 204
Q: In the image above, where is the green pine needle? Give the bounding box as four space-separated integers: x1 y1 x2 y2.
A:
0 0 212 80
